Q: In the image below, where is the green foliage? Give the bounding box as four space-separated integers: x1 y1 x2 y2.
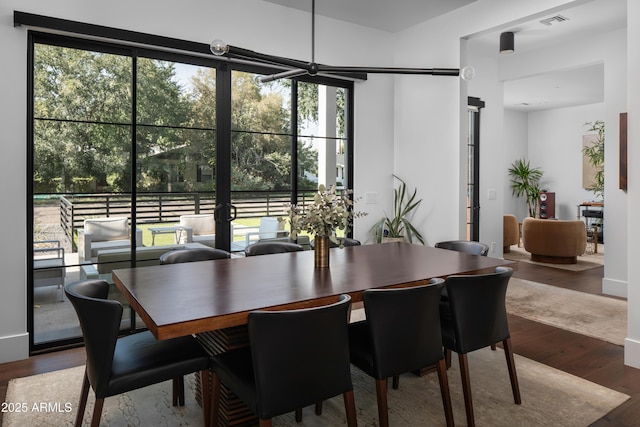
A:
371 176 425 244
508 158 544 217
583 120 605 200
286 184 366 245
33 45 322 194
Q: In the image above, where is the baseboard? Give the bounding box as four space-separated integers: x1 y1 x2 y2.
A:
624 337 640 368
0 332 29 363
603 277 627 298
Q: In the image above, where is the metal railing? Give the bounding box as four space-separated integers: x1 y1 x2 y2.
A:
59 190 316 251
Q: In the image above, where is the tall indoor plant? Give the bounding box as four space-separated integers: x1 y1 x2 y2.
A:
371 175 425 244
508 158 544 217
583 120 605 200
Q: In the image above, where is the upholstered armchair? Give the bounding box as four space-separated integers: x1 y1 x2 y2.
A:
78 217 143 263
178 214 216 247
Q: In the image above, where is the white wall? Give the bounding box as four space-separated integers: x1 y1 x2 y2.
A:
625 0 640 368
503 109 529 221
528 103 605 220
0 0 395 362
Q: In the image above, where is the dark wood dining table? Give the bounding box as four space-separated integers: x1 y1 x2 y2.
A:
112 242 515 341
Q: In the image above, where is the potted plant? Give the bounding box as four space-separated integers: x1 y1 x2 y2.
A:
583 120 605 201
371 175 425 244
286 184 366 267
508 158 544 217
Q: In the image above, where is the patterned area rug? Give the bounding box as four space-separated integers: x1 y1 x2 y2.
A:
3 347 629 426
506 278 626 346
503 245 604 271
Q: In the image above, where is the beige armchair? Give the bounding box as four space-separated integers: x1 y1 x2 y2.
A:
178 214 216 248
78 217 143 262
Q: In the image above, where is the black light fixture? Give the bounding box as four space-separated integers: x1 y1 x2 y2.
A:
500 31 514 54
210 0 473 82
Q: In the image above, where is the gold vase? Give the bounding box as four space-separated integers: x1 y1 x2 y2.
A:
314 236 330 268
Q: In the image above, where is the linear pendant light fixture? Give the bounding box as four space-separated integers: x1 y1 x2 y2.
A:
210 0 473 82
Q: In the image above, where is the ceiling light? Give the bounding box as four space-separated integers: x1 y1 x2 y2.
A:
209 0 464 82
500 31 514 54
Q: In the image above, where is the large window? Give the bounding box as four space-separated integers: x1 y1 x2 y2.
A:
29 31 354 352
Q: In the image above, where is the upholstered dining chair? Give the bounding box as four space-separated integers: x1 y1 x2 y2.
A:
64 279 212 427
244 241 304 256
209 295 357 427
435 239 490 256
310 237 361 249
348 278 454 427
440 266 521 427
159 247 231 264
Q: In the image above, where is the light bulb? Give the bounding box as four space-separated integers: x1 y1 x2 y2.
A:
210 39 228 56
460 65 476 81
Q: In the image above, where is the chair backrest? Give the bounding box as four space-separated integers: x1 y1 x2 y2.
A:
159 247 231 264
435 240 489 256
179 214 215 235
244 241 304 256
312 237 362 249
248 295 352 419
84 217 130 242
64 280 122 398
444 266 514 353
361 278 445 379
258 217 281 240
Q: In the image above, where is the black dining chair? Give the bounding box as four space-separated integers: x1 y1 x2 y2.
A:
244 241 304 256
440 266 520 427
210 295 357 427
435 240 490 256
310 237 361 249
65 279 212 427
348 278 454 427
159 247 231 264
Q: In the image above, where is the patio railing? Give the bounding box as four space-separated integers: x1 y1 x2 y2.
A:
59 190 316 251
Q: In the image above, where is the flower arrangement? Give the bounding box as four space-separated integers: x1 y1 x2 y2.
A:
286 184 366 247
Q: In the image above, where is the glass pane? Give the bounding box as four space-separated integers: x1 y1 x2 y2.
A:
135 60 217 253
230 71 293 251
32 43 134 346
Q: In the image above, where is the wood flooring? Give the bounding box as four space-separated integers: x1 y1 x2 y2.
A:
1 259 639 426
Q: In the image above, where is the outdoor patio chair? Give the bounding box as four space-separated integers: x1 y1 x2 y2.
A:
78 217 142 263
244 216 289 247
33 240 65 301
178 214 216 247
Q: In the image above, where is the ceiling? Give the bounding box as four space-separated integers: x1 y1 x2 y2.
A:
263 0 627 112
262 0 477 33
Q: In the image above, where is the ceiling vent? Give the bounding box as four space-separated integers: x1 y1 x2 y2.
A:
540 15 570 26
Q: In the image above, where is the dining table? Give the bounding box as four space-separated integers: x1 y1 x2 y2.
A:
112 242 515 425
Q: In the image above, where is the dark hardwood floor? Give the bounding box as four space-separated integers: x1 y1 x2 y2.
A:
1 258 638 426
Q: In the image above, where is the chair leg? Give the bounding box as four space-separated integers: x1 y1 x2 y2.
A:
343 389 358 427
392 375 400 390
258 419 273 426
210 371 222 427
445 348 452 369
315 401 323 415
295 408 302 422
75 371 91 427
90 398 105 427
503 338 522 404
435 359 455 427
200 370 212 427
491 343 496 351
458 353 475 427
172 376 185 406
375 378 389 427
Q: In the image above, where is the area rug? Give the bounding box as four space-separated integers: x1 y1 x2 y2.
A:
504 245 604 271
506 278 626 346
3 348 629 427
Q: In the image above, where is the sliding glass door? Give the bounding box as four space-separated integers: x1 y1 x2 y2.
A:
29 32 353 353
